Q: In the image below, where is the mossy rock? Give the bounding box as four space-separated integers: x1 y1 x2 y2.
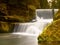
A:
53 9 60 20
0 22 15 33
38 41 60 45
38 19 60 45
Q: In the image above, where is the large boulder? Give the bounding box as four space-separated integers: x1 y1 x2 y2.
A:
38 19 60 45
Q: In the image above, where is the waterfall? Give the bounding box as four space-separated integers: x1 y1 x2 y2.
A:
13 15 53 37
13 23 28 32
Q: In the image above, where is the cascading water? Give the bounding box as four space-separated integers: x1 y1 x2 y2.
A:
0 9 54 45
13 15 53 37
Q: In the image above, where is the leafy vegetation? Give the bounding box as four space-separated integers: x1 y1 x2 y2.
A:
0 0 40 22
39 0 49 9
54 9 60 20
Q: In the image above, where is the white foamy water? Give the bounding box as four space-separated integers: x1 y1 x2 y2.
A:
13 15 53 37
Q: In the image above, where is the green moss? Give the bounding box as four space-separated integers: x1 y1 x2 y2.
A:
38 19 60 45
53 9 60 20
0 22 15 33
